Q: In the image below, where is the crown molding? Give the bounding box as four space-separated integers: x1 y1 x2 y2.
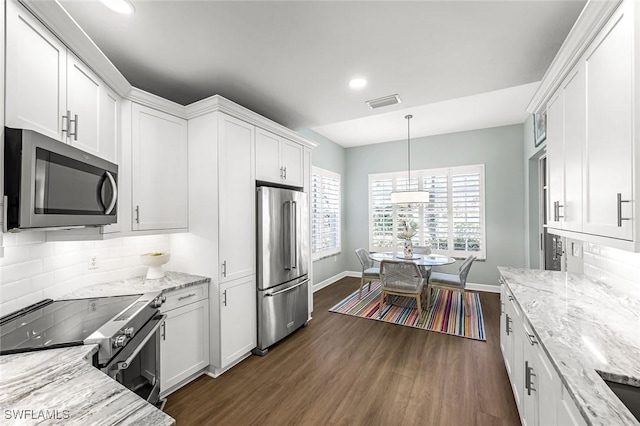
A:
186 95 317 148
526 0 623 113
19 0 131 97
127 87 187 118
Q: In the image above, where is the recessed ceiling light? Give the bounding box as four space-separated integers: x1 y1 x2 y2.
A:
349 78 367 89
101 0 135 15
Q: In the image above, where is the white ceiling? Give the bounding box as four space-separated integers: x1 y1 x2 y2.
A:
58 0 586 147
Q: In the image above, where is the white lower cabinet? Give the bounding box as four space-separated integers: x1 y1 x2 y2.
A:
501 281 581 426
219 275 256 368
557 385 587 426
159 285 209 397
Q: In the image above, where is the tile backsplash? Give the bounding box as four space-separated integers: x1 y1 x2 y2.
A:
0 232 170 316
583 242 640 295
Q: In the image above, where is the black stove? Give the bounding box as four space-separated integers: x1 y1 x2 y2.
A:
0 292 165 365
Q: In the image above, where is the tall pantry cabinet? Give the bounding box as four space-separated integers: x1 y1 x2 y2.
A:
185 107 257 376
179 96 316 376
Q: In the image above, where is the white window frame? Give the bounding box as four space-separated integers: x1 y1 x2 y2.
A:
311 166 341 260
368 164 486 259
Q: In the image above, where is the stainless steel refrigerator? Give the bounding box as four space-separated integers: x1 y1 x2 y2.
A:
255 186 309 354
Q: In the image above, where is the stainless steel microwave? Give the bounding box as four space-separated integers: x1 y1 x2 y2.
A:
3 127 118 232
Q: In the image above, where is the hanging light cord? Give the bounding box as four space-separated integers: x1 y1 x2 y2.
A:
406 114 412 185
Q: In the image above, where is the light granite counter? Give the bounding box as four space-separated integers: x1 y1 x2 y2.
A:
62 271 210 299
1 271 210 425
498 267 640 426
0 346 173 425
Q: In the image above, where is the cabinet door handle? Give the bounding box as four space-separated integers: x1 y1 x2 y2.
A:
222 261 227 277
223 290 227 306
161 322 166 341
135 205 140 224
508 295 514 301
554 201 564 221
69 114 79 141
525 361 536 395
280 167 284 179
526 332 538 346
505 314 512 336
178 293 196 301
617 193 631 227
62 110 71 137
284 166 287 180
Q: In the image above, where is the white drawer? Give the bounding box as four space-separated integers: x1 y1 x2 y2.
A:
161 284 209 312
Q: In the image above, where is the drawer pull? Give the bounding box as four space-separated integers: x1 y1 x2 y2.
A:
526 332 538 346
177 293 196 301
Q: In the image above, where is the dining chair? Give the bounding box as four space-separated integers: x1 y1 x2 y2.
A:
379 260 425 317
412 246 432 280
427 255 476 314
355 248 380 298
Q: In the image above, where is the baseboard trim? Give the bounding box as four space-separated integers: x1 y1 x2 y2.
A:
466 282 500 293
313 271 359 293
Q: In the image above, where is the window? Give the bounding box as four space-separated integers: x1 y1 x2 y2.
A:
312 167 341 259
368 164 486 259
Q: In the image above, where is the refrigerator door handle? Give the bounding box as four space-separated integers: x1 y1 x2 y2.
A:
291 201 297 269
284 200 293 270
265 278 309 297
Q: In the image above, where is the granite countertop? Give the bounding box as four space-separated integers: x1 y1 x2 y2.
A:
0 346 173 425
498 267 640 426
1 271 210 425
62 271 210 298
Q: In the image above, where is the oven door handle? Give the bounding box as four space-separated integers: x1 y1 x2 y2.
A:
114 314 166 371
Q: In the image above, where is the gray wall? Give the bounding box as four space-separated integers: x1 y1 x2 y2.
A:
344 124 527 286
297 129 349 286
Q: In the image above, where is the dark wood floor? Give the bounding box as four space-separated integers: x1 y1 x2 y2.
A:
164 277 520 426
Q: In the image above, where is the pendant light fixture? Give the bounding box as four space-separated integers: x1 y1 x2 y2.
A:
390 115 430 204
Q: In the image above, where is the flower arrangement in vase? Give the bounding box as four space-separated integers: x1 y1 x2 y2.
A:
397 220 418 258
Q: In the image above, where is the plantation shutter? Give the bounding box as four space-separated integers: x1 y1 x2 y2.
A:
312 167 341 259
451 170 482 254
422 173 449 251
368 165 485 259
394 177 421 248
370 177 394 249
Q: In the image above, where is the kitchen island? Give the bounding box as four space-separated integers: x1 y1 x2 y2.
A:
499 267 640 425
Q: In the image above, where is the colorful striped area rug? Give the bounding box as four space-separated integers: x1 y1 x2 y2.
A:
329 281 486 341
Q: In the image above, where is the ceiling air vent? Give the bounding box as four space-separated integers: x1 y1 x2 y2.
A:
365 94 402 109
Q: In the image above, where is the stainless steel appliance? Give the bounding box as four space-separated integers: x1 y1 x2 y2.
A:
0 292 166 406
3 127 118 232
256 186 309 355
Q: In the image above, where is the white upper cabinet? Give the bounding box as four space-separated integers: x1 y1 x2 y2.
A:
255 128 304 187
218 114 256 282
67 53 101 156
583 4 633 240
131 104 188 231
546 92 564 230
532 0 639 250
561 65 585 233
5 0 119 163
5 0 66 141
546 65 585 233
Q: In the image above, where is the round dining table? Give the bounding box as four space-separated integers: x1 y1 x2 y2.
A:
369 252 456 281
